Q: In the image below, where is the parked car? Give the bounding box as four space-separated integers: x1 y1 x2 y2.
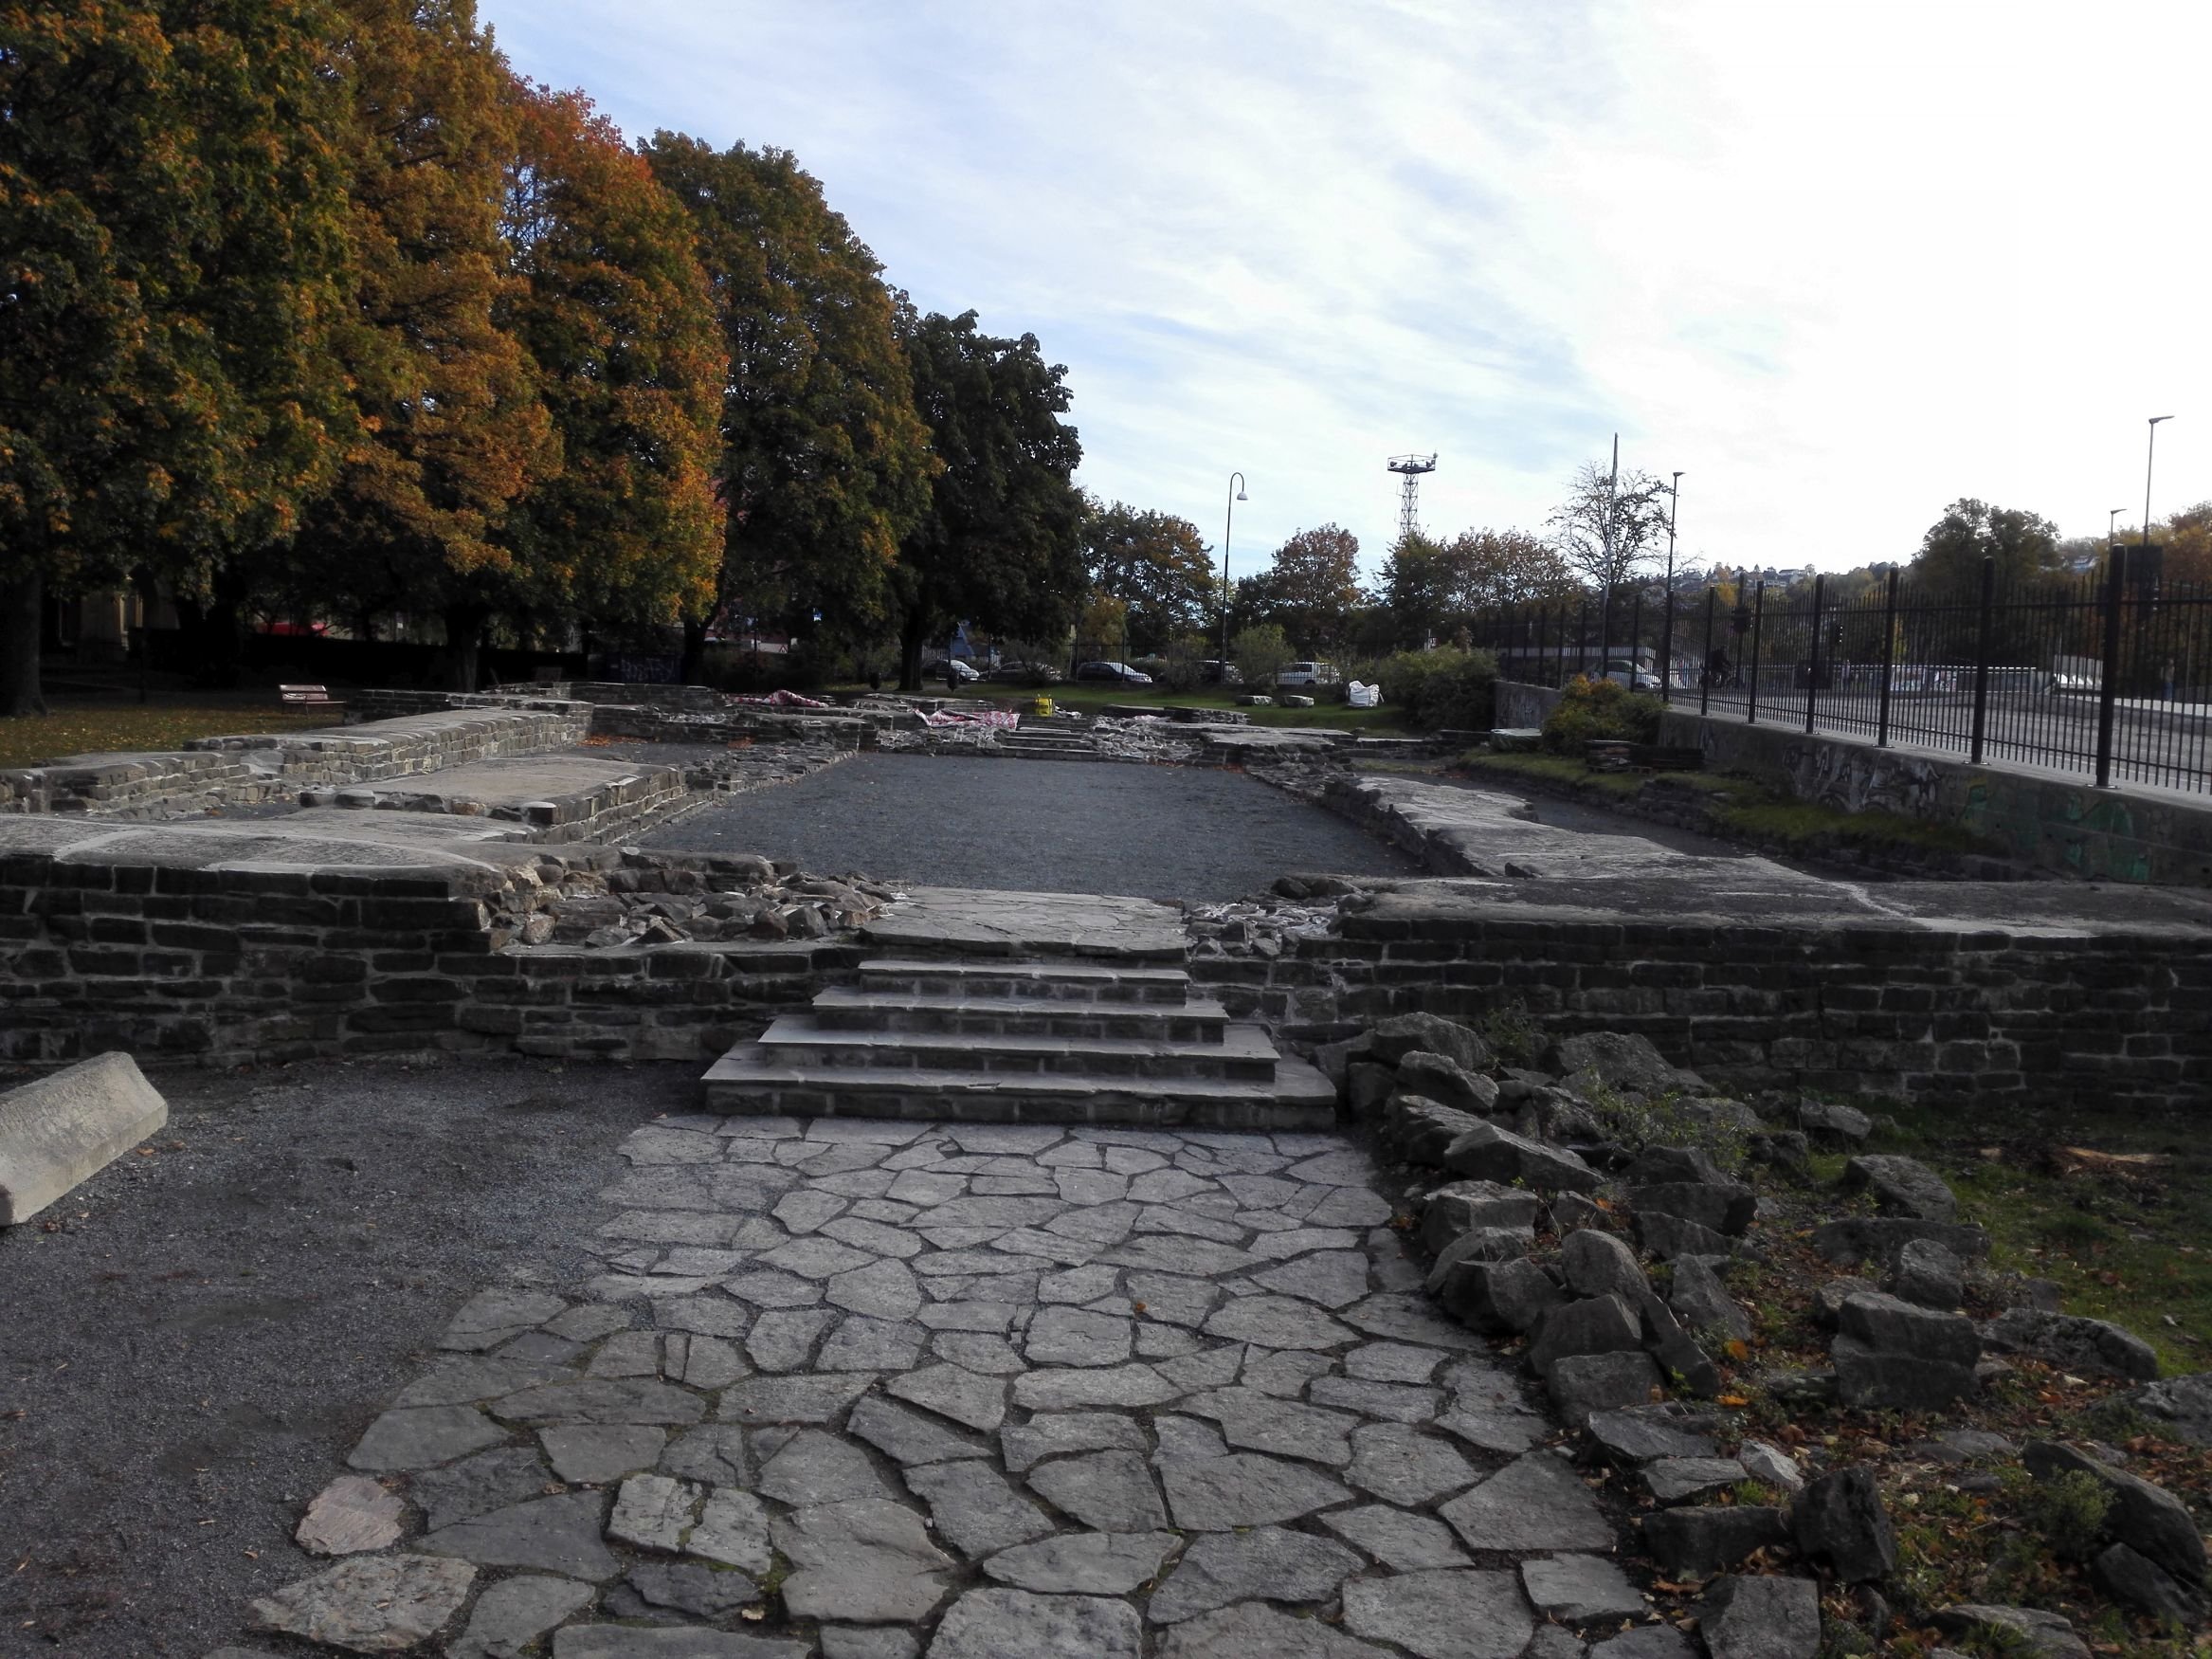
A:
1074 660 1152 684
921 658 981 684
984 661 1060 685
1276 661 1339 687
1602 658 1660 692
1200 660 1242 685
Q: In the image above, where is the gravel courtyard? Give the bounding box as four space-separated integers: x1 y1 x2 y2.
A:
640 755 1421 898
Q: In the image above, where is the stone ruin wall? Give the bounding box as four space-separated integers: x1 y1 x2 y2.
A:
0 843 854 1069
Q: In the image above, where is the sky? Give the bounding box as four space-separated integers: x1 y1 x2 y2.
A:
480 0 2212 584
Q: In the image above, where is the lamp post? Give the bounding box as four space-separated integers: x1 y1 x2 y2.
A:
2110 506 2126 545
1659 470 1683 699
2145 417 2172 566
1220 472 1247 678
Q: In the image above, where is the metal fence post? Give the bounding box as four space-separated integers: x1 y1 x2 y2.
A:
1629 590 1643 688
1969 556 1995 764
1699 587 1715 717
1747 582 1766 725
2094 548 2128 788
1805 573 1825 735
1877 568 1897 747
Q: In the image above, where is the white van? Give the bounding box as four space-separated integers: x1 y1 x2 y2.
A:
1276 662 1338 687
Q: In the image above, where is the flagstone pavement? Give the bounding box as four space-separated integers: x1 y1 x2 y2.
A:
233 1115 1646 1659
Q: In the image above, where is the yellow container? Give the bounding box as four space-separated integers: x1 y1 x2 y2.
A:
1031 694 1055 719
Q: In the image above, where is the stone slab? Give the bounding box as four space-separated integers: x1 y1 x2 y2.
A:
0 1051 169 1225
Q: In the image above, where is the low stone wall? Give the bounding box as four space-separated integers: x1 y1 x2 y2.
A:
347 687 591 722
1189 899 2211 1114
0 827 856 1067
1 709 589 818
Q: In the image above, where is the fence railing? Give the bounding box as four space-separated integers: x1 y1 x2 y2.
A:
1472 553 2212 795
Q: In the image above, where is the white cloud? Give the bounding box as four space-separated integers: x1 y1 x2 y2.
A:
482 0 2212 580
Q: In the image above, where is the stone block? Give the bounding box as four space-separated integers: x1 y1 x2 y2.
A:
1630 1180 1757 1237
2023 1440 2207 1585
1527 1294 1642 1377
1549 1350 1663 1420
1844 1153 1957 1222
0 1050 168 1225
1980 1308 2158 1382
1434 1255 1561 1335
1397 1050 1498 1116
1442 1121 1600 1193
1792 1467 1896 1583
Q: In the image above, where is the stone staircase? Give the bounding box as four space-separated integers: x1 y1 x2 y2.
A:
701 955 1337 1129
996 721 1100 762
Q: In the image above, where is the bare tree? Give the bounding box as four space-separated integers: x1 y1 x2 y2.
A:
1547 449 1676 593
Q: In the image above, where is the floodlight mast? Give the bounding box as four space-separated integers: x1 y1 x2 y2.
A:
1387 452 1438 539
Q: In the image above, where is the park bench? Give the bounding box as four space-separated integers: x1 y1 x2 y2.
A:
280 684 346 715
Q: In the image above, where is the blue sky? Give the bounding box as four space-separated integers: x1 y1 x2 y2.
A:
481 0 2212 582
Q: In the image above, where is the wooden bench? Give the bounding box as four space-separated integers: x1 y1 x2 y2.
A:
280 684 346 715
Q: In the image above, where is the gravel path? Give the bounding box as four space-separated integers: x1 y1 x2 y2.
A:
0 1059 691 1658
638 754 1419 899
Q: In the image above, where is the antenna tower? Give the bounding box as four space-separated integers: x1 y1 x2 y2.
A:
1387 452 1438 538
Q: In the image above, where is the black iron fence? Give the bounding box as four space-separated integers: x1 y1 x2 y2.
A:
1473 551 2212 795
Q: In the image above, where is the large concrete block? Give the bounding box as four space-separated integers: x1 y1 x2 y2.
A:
0 1051 169 1224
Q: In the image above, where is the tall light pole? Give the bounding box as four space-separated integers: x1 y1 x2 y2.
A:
2145 417 2173 568
2110 506 2127 545
1220 472 1247 678
1659 471 1683 698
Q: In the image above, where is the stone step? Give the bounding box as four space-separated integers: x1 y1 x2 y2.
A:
856 957 1193 1006
752 1014 1281 1083
811 986 1230 1043
700 1046 1339 1130
998 742 1102 761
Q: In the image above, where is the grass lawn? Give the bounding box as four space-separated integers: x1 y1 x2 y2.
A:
1457 748 2003 859
836 680 1410 733
0 700 340 768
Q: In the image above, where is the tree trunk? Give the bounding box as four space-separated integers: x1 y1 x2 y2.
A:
897 612 929 693
444 603 487 691
202 565 249 688
1 569 48 718
680 613 707 685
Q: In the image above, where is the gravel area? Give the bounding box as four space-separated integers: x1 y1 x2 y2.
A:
637 754 1420 898
0 1057 694 1658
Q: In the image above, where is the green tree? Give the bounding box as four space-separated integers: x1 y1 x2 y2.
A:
0 0 354 716
1231 622 1291 689
1083 501 1215 652
890 309 1084 690
1259 522 1364 654
499 81 724 637
1377 531 1457 648
1911 499 2061 594
303 0 558 689
644 134 932 678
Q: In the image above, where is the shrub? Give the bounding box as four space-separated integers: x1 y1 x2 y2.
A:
2026 1468 2112 1560
1376 647 1498 730
1541 674 1662 753
1232 624 1292 690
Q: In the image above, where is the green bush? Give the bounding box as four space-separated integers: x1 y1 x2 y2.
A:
1376 647 1497 731
1540 674 1663 753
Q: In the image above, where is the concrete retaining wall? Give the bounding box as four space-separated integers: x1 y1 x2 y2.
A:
1657 709 2212 887
1490 677 2212 887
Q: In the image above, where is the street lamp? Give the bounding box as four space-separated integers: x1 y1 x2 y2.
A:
2145 417 2173 566
2110 507 2127 546
1220 473 1247 678
1658 471 1683 699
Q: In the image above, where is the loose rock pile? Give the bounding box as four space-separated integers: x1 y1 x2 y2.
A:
1185 893 1344 959
485 850 897 948
1089 717 1205 764
1333 1013 2212 1652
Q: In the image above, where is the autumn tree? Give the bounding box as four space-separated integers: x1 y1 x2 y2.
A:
1256 523 1364 654
498 82 723 639
0 0 354 715
1082 501 1215 653
644 135 932 679
890 309 1084 690
300 0 556 690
